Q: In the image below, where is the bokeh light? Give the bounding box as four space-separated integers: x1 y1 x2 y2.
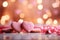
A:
53 20 58 26
52 2 59 8
0 0 60 25
37 0 42 4
2 1 8 7
37 18 44 24
5 15 10 20
10 0 16 2
20 13 25 18
43 14 48 19
46 18 53 25
1 20 5 25
37 4 43 10
46 10 52 17
1 16 6 25
0 15 10 25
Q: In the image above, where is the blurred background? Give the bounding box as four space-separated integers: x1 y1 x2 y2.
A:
0 0 60 26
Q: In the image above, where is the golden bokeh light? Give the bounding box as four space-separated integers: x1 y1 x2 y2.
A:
1 16 6 25
1 20 5 25
20 13 25 18
0 15 10 25
10 0 16 2
0 0 60 25
43 14 48 19
46 18 53 25
1 16 6 21
53 20 58 26
5 15 10 20
52 2 59 8
2 1 8 7
37 0 42 4
37 4 43 10
37 18 44 24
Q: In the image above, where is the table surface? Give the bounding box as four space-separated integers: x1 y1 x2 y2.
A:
0 33 60 40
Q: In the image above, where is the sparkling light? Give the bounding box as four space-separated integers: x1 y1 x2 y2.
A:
52 2 59 8
43 14 48 19
2 1 8 7
53 20 58 25
18 19 23 23
37 18 44 24
20 13 25 18
37 4 43 10
37 0 42 4
46 18 53 25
